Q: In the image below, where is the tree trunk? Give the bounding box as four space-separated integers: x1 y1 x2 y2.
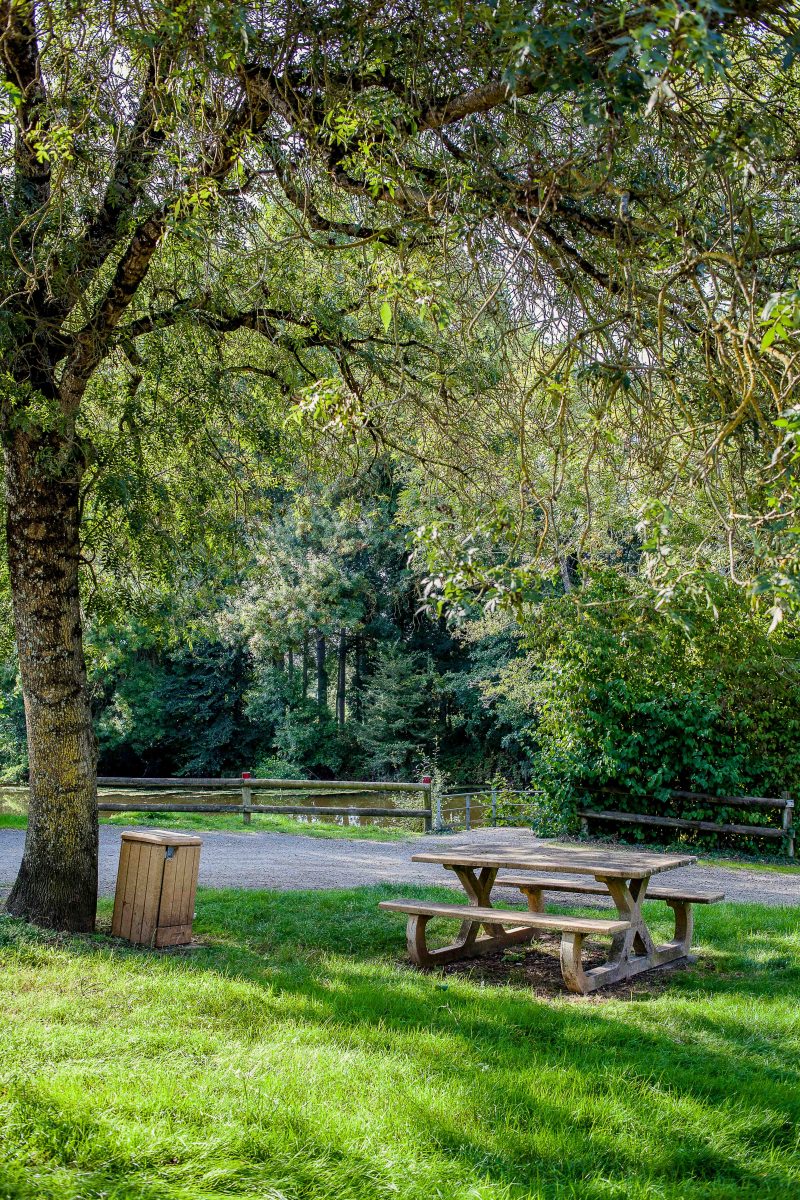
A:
336 628 346 727
315 633 328 710
4 427 98 931
302 631 309 699
351 633 364 723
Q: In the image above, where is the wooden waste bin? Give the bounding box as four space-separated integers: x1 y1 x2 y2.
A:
111 830 202 947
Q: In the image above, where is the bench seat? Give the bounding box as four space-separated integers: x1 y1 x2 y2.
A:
378 899 630 936
494 875 724 904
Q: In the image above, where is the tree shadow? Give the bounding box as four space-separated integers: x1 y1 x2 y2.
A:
14 886 798 1198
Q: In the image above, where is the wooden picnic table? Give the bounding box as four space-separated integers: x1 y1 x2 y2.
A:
380 841 723 993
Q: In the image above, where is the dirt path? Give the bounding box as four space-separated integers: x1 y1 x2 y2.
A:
1 825 798 905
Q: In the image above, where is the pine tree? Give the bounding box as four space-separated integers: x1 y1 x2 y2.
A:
358 645 434 777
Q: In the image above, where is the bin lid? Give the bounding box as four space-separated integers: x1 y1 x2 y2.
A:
120 829 202 846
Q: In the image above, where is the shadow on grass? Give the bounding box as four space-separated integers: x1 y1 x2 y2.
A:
4 885 799 1198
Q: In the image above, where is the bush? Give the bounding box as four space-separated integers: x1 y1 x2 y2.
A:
488 570 800 824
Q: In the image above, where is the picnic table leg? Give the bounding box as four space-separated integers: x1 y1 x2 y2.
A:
452 866 506 942
663 898 694 955
405 866 536 967
559 875 696 994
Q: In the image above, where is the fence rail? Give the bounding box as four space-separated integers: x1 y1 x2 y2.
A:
580 788 795 857
97 776 427 793
435 784 796 856
92 776 433 831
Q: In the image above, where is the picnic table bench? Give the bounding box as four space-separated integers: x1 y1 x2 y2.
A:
379 842 723 994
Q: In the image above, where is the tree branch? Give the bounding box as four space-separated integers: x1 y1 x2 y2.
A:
0 1 49 254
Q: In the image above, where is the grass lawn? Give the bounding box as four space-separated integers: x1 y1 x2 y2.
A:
1 888 798 1199
696 856 799 875
0 809 415 841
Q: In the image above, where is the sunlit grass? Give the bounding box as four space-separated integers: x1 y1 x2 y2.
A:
101 809 416 840
1 887 798 1199
697 856 799 875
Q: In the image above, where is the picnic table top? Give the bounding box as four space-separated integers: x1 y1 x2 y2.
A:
411 841 696 880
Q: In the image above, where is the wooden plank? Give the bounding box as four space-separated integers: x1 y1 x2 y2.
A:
157 846 181 928
248 805 430 818
101 788 396 803
182 844 200 927
154 923 193 948
110 839 130 936
156 843 200 942
600 786 787 809
412 844 695 878
581 809 786 838
117 839 141 940
135 844 166 945
98 802 431 819
379 900 630 936
101 803 242 813
171 845 189 929
121 830 201 846
98 776 428 793
495 875 724 903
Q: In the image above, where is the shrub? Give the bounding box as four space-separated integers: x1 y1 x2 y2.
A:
487 570 800 823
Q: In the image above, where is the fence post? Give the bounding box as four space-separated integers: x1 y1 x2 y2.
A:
465 792 471 831
433 779 443 833
242 771 252 825
782 791 795 859
421 775 432 833
490 785 497 828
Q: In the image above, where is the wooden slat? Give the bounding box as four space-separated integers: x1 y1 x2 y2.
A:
110 839 130 936
136 844 166 945
157 847 181 928
580 809 786 838
379 900 630 936
412 844 695 878
98 801 430 818
600 786 788 810
103 803 240 814
495 875 724 903
154 923 193 948
117 839 141 940
182 845 200 926
98 776 428 793
121 830 201 846
249 804 430 818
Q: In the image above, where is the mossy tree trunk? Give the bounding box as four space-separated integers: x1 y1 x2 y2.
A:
4 425 98 931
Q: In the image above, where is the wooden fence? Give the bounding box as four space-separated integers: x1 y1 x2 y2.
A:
96 776 433 831
435 784 796 856
579 789 796 858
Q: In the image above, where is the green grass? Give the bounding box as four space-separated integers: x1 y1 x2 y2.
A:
0 809 415 841
697 856 799 875
1 888 798 1199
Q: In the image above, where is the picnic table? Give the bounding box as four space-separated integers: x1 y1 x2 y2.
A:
379 841 723 994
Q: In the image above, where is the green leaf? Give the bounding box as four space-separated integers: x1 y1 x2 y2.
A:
379 301 393 332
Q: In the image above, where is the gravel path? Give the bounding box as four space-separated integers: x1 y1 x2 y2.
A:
1 825 798 905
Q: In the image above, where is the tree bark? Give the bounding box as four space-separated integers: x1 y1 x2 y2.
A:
351 633 364 723
315 633 328 710
336 628 346 727
302 631 309 700
4 427 98 931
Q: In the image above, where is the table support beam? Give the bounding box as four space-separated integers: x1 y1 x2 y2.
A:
559 875 694 994
406 865 538 966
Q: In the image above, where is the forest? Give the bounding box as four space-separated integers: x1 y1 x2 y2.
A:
0 0 799 928
3 10 800 1200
